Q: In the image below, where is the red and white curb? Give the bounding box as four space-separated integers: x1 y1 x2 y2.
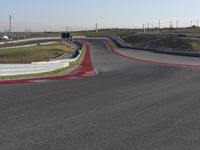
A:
104 40 200 69
0 42 96 85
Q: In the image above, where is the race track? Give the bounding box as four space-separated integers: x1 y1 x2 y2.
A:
1 38 200 150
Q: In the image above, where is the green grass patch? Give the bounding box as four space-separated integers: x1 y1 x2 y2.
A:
0 42 73 63
0 46 86 80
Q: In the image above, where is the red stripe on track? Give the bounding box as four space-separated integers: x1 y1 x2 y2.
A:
104 40 200 69
0 42 96 85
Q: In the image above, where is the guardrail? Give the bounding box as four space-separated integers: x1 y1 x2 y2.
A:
0 42 83 77
109 36 200 57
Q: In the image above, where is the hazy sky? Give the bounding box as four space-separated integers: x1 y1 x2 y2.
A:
1 0 200 31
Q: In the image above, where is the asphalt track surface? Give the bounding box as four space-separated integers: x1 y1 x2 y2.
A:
1 38 200 150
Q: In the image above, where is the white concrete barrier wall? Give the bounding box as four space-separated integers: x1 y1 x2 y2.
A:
0 37 61 45
0 50 83 76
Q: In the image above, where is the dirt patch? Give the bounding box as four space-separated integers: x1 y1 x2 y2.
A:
41 43 73 52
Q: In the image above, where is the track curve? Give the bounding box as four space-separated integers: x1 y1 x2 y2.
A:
1 38 200 150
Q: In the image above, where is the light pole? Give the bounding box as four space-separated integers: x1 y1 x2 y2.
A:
9 15 12 33
159 20 161 32
96 23 98 32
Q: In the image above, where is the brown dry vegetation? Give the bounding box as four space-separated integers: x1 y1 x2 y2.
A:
124 34 200 52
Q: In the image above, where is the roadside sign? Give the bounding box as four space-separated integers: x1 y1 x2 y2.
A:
61 32 70 39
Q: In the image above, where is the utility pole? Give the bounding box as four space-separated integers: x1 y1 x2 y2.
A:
191 20 193 27
65 26 69 32
197 19 199 27
96 23 98 32
176 20 179 29
143 24 146 33
170 21 173 33
170 21 173 28
159 20 161 32
9 15 12 33
136 25 138 32
147 23 150 32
